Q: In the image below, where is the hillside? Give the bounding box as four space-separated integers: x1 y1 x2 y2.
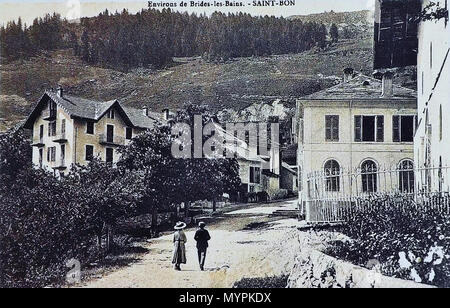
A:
289 10 373 41
0 28 416 132
289 10 372 25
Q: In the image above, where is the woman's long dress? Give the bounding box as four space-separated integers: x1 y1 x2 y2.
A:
172 230 187 264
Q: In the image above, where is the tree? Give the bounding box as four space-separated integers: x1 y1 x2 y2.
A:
117 125 177 236
0 130 93 287
66 159 145 250
330 23 339 43
172 104 241 212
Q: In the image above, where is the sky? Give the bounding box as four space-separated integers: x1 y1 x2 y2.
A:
0 0 374 25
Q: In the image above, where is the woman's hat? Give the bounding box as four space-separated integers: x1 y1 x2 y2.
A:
174 221 187 230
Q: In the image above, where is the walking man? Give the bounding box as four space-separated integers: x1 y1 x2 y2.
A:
194 222 211 271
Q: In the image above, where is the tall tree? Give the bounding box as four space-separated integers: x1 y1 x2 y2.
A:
330 23 339 43
117 125 177 236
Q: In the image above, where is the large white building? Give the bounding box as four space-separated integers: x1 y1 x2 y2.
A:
414 0 450 192
297 69 417 203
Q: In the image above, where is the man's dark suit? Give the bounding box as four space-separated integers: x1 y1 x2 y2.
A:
194 228 211 271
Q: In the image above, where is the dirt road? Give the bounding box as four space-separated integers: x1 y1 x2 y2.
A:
79 200 301 288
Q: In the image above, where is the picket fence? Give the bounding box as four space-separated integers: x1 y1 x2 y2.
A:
305 164 450 223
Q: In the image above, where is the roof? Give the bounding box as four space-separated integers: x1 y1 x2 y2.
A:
300 74 417 101
24 90 162 129
282 162 298 175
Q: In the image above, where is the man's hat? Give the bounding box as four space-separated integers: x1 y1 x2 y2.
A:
198 221 206 228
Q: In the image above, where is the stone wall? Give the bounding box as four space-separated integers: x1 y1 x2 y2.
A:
287 233 433 288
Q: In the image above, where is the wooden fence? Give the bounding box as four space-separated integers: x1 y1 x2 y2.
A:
305 164 450 223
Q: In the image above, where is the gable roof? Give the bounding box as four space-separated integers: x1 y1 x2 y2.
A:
300 73 417 101
24 90 161 129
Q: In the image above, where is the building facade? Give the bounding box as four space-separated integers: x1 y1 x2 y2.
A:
24 89 161 176
297 69 417 201
414 0 450 192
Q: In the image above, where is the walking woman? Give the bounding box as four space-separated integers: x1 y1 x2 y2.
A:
172 221 187 271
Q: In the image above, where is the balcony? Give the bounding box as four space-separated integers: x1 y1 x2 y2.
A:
52 161 67 171
99 134 125 146
53 133 68 143
42 108 56 121
31 138 44 147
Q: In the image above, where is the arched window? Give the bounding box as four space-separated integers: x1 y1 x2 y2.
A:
324 160 340 192
399 160 414 193
361 160 377 193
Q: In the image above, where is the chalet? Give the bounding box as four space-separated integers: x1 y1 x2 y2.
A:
23 88 162 176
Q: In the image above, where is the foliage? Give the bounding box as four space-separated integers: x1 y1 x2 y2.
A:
66 159 146 238
1 8 328 69
0 131 145 287
171 103 241 205
330 23 339 43
233 275 288 288
325 194 450 287
0 13 71 62
415 1 449 22
0 131 90 287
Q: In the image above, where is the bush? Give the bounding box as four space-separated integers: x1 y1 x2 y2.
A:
325 194 450 287
0 131 145 287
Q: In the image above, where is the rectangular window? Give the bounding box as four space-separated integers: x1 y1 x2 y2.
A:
48 121 56 137
86 122 94 135
107 109 115 119
106 148 114 163
106 125 114 143
39 124 44 141
61 119 66 135
126 127 133 140
60 144 65 165
47 147 56 162
39 149 43 168
325 115 339 142
249 166 261 184
85 145 94 161
393 115 415 142
355 116 384 142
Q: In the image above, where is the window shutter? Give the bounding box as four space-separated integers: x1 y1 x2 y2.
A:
393 115 400 142
325 116 332 141
355 116 362 142
376 116 384 142
250 167 254 184
332 116 339 141
47 148 50 162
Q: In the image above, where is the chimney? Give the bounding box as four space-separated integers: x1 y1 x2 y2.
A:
162 108 170 120
57 86 63 98
381 71 394 98
343 67 354 83
142 107 148 117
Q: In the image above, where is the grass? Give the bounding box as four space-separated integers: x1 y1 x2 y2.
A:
233 275 288 288
0 35 416 132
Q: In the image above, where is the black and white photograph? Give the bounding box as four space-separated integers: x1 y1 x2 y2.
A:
0 0 449 293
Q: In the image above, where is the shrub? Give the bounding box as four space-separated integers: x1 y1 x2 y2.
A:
325 194 450 287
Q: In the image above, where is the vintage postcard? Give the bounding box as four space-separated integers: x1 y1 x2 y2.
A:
0 0 449 294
